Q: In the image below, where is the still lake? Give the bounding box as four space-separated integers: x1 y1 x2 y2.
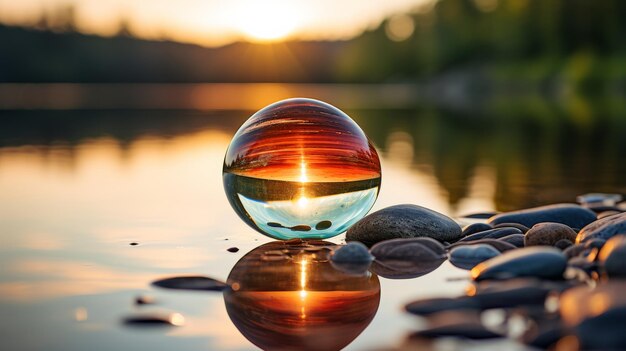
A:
1 85 625 350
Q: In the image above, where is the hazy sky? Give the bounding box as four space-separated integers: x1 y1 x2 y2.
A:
0 0 434 46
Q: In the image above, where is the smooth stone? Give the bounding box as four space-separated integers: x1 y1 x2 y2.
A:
524 222 577 247
449 244 500 270
577 193 623 206
346 204 462 246
330 242 374 264
563 244 586 259
410 325 502 340
449 238 517 253
471 247 567 281
576 212 626 243
152 276 228 291
123 312 185 327
498 234 525 248
370 237 447 279
494 222 530 233
227 247 239 253
598 210 622 219
567 256 596 274
576 306 626 350
129 242 139 246
584 238 606 251
459 212 499 219
290 224 311 232
488 204 596 229
458 227 522 242
462 223 493 236
405 297 480 316
554 239 573 250
598 235 626 277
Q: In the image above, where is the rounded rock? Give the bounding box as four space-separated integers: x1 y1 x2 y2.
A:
488 204 597 229
449 244 500 270
458 227 522 242
462 223 493 236
346 204 462 246
576 212 626 243
525 222 577 247
598 235 626 278
499 233 525 248
471 247 567 281
330 242 374 264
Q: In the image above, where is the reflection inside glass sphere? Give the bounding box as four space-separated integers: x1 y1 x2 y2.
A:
223 98 381 240
224 240 381 351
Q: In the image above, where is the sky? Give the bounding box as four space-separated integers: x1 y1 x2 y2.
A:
0 0 435 47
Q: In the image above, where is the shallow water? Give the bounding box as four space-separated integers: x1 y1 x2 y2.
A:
1 100 625 350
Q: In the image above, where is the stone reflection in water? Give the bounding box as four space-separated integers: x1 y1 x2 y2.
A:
223 98 381 240
224 240 381 351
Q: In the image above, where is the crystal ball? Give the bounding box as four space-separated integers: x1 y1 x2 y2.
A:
223 98 381 240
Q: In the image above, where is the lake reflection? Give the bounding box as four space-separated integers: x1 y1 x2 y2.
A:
224 241 380 351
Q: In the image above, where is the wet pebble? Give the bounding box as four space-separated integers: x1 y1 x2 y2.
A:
598 235 626 277
330 242 373 264
488 204 596 229
227 247 239 253
524 222 577 247
129 242 139 246
370 238 446 279
598 210 622 219
498 233 525 248
458 227 522 242
494 222 530 233
290 225 311 232
576 212 626 243
405 297 479 316
471 247 567 281
449 244 500 270
123 312 185 327
459 212 499 219
462 223 493 236
346 204 462 246
554 239 573 250
449 238 517 253
152 276 228 291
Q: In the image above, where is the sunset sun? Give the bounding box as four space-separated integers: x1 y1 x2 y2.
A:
235 0 299 42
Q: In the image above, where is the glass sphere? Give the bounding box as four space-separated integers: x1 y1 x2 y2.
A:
223 98 381 240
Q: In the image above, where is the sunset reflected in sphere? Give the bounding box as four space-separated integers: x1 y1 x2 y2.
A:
223 98 381 239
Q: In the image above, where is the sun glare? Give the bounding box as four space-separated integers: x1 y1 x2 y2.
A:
235 0 299 42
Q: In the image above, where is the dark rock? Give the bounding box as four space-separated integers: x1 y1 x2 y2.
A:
129 242 139 246
227 247 239 253
152 276 228 291
370 237 446 279
449 244 500 270
330 242 373 264
462 223 493 236
598 211 622 219
267 222 283 228
488 204 596 229
563 244 586 259
576 212 626 243
449 238 517 253
459 212 499 219
410 324 502 340
598 235 626 278
290 225 311 232
315 220 332 230
471 247 567 281
494 222 530 233
499 234 525 248
560 282 626 349
584 238 606 251
346 204 462 246
123 312 185 327
458 227 522 242
554 239 573 250
405 297 480 316
524 222 577 247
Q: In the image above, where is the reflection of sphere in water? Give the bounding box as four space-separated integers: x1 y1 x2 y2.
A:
223 98 381 240
224 241 381 351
